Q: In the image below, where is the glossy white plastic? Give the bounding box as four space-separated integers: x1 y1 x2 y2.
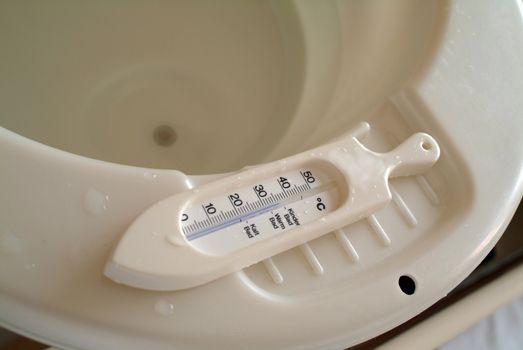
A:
0 1 522 350
106 124 439 290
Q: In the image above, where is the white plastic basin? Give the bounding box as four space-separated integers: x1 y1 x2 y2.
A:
1 1 523 349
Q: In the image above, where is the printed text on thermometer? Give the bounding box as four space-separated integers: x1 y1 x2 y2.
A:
180 168 338 255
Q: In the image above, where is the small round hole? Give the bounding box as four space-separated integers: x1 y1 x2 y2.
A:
153 125 177 147
399 275 416 295
421 141 432 151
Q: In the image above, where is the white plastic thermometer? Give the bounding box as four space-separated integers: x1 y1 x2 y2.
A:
105 123 440 290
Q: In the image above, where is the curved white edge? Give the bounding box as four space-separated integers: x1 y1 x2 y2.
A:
358 0 523 346
35 262 523 349
0 126 192 185
104 262 184 292
1 0 523 349
395 0 523 299
378 261 523 350
0 126 199 350
0 293 189 350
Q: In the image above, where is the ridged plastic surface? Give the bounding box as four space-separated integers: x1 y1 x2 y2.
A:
1 1 523 349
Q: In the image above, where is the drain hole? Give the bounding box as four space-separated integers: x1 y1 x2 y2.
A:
153 125 177 146
399 275 416 295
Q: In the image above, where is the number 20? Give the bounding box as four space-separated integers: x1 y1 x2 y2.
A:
228 193 243 207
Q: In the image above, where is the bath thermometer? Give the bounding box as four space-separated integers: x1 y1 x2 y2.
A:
105 123 440 291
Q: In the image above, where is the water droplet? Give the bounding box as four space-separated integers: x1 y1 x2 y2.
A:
155 299 175 316
192 188 200 194
0 231 22 254
372 184 377 189
166 234 185 246
319 217 327 222
24 263 37 270
144 172 158 180
342 147 349 153
304 210 309 215
84 188 109 215
395 155 401 160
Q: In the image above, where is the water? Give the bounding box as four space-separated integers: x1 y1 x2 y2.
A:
84 188 109 215
0 231 22 254
24 263 37 270
155 299 175 317
166 233 185 246
143 172 158 180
